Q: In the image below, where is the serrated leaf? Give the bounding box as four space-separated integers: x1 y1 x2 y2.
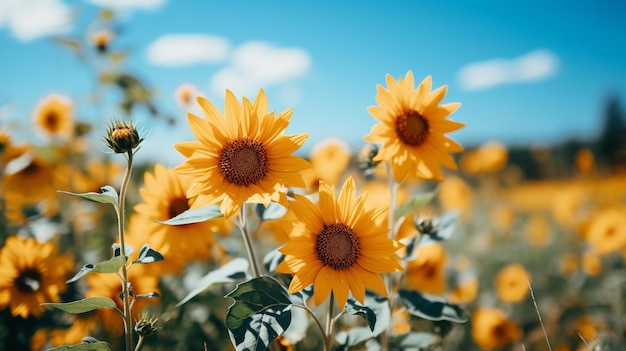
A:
394 190 437 221
133 243 164 264
155 204 223 225
263 249 285 273
58 186 118 205
345 298 377 332
177 258 248 306
226 276 292 351
66 256 127 283
254 203 287 221
42 297 117 314
398 289 467 323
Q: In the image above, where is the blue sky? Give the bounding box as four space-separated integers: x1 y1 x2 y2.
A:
1 0 625 166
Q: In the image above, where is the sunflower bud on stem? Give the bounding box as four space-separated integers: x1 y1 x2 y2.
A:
103 118 144 154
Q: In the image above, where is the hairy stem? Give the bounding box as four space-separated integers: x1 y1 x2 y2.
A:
234 203 261 277
115 150 134 351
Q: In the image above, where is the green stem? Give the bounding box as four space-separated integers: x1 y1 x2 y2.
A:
115 150 134 351
133 335 144 351
324 293 335 351
234 203 261 277
291 304 326 344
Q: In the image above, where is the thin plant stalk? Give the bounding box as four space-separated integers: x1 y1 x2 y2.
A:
134 336 145 351
114 150 135 351
324 293 335 351
233 203 261 277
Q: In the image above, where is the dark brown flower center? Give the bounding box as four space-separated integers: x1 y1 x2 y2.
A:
15 268 42 292
219 138 269 186
395 112 429 146
168 197 190 219
315 223 361 270
44 111 60 131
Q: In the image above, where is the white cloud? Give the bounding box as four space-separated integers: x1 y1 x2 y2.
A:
87 0 166 11
146 34 231 67
0 0 72 41
210 41 312 98
457 49 560 91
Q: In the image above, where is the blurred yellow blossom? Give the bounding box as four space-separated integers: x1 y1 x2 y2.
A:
494 264 530 303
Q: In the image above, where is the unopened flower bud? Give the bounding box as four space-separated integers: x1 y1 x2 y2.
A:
134 312 159 337
103 118 144 154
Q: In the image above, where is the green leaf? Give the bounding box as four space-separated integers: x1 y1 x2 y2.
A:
337 292 389 349
345 298 377 332
398 289 467 323
254 203 287 221
155 204 223 225
133 243 164 264
394 190 437 221
67 256 127 283
42 297 117 314
58 186 118 205
262 249 284 273
177 258 248 306
390 332 437 350
225 276 292 351
47 336 111 350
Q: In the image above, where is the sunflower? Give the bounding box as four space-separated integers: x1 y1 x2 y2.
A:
174 83 202 110
585 207 626 255
174 89 310 219
364 71 464 182
471 308 522 350
494 264 530 303
300 137 352 191
0 235 74 318
276 176 403 310
127 164 232 274
32 94 74 141
405 243 447 295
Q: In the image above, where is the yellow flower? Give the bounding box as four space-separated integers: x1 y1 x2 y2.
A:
471 308 522 350
575 148 595 176
85 266 159 335
89 29 112 53
449 277 479 305
0 235 74 318
405 243 447 295
364 71 464 182
494 264 530 303
174 83 202 110
277 177 403 310
174 89 310 219
32 94 74 141
127 164 232 274
460 141 508 175
305 138 351 190
524 213 552 247
438 176 472 213
585 207 626 255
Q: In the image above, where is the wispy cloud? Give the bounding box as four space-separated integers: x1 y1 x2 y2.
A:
210 41 312 99
146 34 231 67
0 0 72 41
87 0 166 11
457 49 560 91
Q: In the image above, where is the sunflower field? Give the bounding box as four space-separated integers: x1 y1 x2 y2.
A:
1 7 625 351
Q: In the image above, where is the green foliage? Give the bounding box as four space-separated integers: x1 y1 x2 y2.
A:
66 255 127 283
394 190 437 221
42 297 117 314
397 289 467 323
58 186 119 205
177 258 249 306
225 276 293 351
155 204 223 225
133 243 164 264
